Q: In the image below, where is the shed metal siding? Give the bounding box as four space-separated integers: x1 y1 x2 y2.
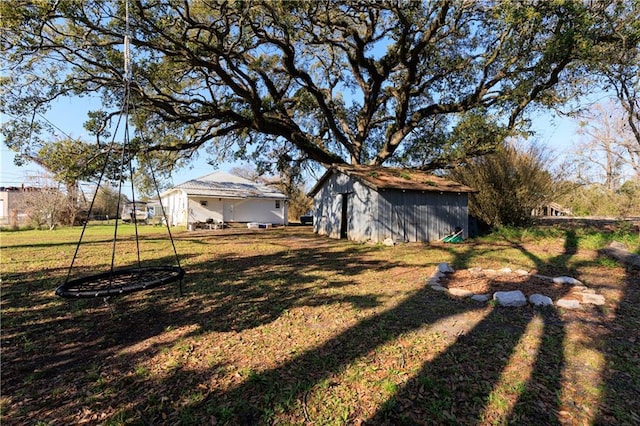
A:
313 171 354 239
351 180 378 241
312 169 469 243
376 190 468 243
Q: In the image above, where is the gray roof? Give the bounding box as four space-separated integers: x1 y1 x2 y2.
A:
167 171 287 200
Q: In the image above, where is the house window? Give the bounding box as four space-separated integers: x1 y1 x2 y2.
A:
200 200 208 207
275 200 281 209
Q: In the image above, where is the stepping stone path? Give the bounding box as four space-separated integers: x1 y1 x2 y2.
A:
426 263 607 309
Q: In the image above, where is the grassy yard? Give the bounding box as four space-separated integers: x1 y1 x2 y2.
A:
1 223 639 425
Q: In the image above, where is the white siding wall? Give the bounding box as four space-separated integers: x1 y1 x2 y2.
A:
0 195 6 225
188 197 224 223
158 191 288 226
0 191 27 226
225 198 287 224
166 195 287 225
160 190 188 226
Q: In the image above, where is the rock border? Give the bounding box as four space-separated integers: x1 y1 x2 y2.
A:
427 262 606 309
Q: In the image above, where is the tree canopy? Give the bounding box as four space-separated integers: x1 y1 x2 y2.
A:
1 0 638 174
590 0 640 147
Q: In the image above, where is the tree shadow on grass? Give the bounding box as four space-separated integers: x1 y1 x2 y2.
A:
1 230 404 422
180 230 580 424
594 259 640 423
366 231 581 425
369 307 566 425
2 241 387 350
135 289 483 425
0 228 608 424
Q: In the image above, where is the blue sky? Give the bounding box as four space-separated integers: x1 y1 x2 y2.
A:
1 96 581 189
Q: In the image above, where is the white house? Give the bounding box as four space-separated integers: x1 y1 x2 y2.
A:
159 171 288 227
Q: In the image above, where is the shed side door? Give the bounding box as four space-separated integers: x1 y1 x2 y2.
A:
340 193 348 239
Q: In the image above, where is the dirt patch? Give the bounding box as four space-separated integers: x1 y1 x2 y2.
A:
442 269 582 301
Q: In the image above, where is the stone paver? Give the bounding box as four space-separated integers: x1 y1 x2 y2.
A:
529 294 553 307
494 290 527 307
556 299 582 309
580 293 605 305
553 276 582 286
448 288 474 297
437 262 455 273
471 294 490 302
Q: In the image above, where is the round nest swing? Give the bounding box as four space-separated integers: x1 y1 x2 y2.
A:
56 266 185 299
56 3 184 300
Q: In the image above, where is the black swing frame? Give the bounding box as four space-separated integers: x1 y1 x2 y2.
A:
56 266 185 299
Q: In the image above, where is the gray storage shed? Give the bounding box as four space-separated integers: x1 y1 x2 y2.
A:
308 165 476 243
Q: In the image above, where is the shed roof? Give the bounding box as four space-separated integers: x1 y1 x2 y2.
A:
309 165 476 196
166 171 287 199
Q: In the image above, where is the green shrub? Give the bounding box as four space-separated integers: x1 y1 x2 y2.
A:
450 141 556 228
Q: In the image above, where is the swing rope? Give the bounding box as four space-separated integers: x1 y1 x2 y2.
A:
56 1 184 299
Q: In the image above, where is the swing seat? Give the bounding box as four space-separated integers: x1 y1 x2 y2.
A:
56 266 185 298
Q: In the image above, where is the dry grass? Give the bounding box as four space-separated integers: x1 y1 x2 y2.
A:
1 224 638 425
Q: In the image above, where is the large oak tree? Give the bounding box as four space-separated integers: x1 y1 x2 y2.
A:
1 0 637 174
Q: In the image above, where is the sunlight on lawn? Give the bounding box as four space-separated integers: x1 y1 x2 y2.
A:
559 320 606 423
1 225 638 424
479 314 544 423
